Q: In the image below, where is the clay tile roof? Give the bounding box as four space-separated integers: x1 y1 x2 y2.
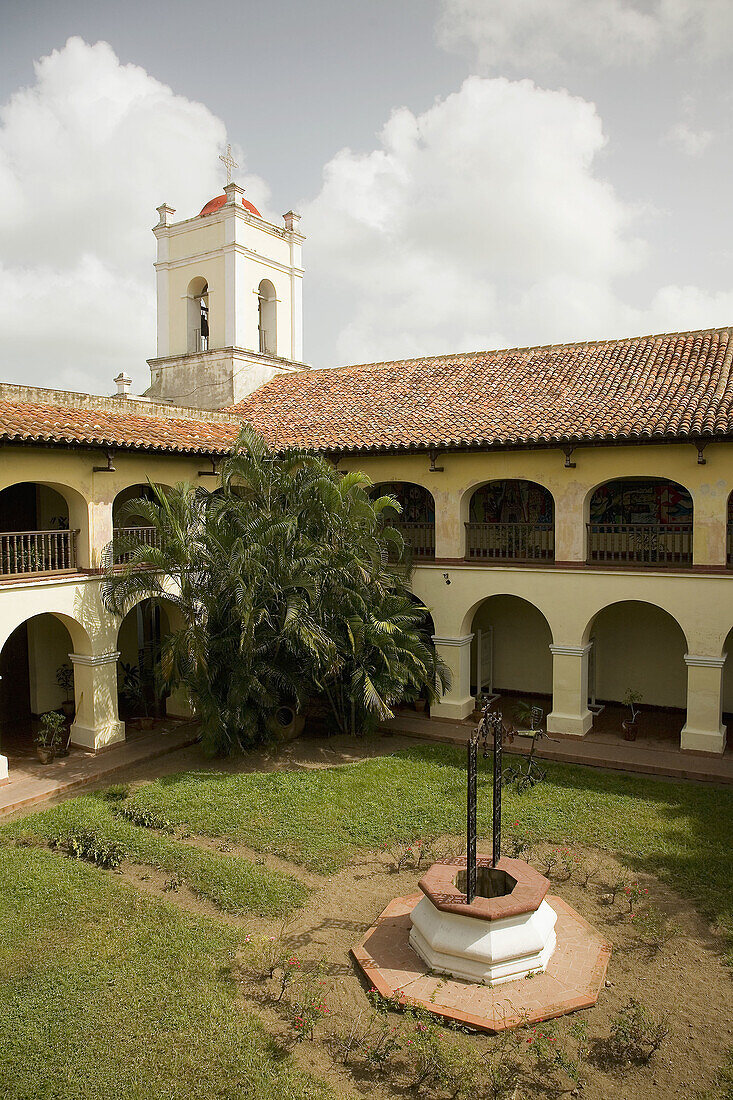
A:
231 327 733 453
0 399 239 454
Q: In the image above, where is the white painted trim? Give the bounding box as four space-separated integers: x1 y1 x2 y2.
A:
684 654 726 668
549 644 593 657
432 634 474 647
157 245 302 279
69 650 120 668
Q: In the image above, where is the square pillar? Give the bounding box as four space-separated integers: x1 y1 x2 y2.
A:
681 654 726 754
0 754 8 786
431 634 475 720
547 643 593 738
69 651 125 751
165 682 194 719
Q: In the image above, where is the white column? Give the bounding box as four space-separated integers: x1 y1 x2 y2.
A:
69 651 125 751
0 754 8 785
431 634 475 720
547 643 593 738
166 682 194 719
681 654 726 754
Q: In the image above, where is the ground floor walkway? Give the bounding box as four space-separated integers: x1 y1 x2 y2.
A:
387 694 733 785
0 718 199 817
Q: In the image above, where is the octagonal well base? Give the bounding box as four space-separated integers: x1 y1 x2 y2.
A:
352 893 611 1032
410 895 557 984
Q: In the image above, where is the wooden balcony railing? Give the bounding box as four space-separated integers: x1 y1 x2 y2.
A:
587 523 692 567
465 522 554 562
112 526 161 564
0 529 78 577
386 521 435 562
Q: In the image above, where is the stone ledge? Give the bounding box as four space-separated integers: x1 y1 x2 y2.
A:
418 856 550 922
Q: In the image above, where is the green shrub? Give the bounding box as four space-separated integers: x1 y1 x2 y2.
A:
604 998 669 1065
57 831 124 870
115 805 174 832
100 783 129 802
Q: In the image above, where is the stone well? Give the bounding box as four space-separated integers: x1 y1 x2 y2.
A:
409 856 557 985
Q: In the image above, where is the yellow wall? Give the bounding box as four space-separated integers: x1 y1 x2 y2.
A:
471 595 553 696
27 614 73 713
0 435 731 753
591 601 687 709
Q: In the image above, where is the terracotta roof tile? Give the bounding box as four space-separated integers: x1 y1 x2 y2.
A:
0 400 239 454
231 327 733 453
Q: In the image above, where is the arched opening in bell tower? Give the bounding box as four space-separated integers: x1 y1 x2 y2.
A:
186 277 209 353
258 279 277 356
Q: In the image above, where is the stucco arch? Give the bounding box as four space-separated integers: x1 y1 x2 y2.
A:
0 478 90 520
186 276 209 352
467 593 554 699
582 599 688 711
580 597 689 649
460 590 555 643
372 481 436 517
582 474 694 525
258 278 277 355
112 481 175 523
459 476 557 529
0 607 92 659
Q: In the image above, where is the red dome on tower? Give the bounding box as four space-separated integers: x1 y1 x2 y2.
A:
199 193 262 218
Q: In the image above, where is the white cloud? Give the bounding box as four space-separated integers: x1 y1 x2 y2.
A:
304 76 647 364
0 37 270 393
664 96 714 157
437 0 733 73
665 120 714 157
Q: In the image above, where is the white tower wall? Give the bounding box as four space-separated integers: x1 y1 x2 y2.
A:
146 183 307 410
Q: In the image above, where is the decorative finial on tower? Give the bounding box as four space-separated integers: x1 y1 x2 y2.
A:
219 143 239 185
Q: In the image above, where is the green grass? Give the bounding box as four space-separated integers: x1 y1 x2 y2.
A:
2 741 732 1098
0 844 331 1100
3 796 308 917
116 743 733 945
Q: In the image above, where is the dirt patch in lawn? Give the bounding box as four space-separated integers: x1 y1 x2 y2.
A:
221 839 732 1100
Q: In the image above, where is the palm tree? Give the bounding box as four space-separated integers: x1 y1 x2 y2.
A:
102 428 449 753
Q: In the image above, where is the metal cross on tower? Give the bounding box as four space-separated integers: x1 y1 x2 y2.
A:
219 143 239 185
466 702 505 905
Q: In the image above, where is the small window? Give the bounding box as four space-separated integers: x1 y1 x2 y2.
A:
258 280 277 355
187 277 209 353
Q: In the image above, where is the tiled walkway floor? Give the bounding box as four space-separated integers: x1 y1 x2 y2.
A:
0 720 199 817
352 893 611 1032
386 696 733 785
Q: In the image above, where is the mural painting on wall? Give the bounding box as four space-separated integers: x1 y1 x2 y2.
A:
470 481 553 525
373 484 435 524
590 481 693 525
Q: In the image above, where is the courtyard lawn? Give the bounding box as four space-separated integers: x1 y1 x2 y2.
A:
5 795 308 917
89 743 733 947
0 844 331 1100
2 741 733 1098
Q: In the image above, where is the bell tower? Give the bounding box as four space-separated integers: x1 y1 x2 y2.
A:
146 175 308 410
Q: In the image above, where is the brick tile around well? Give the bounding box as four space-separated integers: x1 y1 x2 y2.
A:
351 893 611 1033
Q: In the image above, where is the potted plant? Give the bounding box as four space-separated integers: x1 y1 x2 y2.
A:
35 710 66 764
56 662 75 719
513 700 544 736
119 662 154 730
622 688 642 741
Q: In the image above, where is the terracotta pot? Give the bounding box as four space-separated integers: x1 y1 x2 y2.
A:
36 746 56 765
414 698 427 713
621 719 638 742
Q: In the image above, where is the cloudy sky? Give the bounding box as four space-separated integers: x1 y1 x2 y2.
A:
1 0 732 395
